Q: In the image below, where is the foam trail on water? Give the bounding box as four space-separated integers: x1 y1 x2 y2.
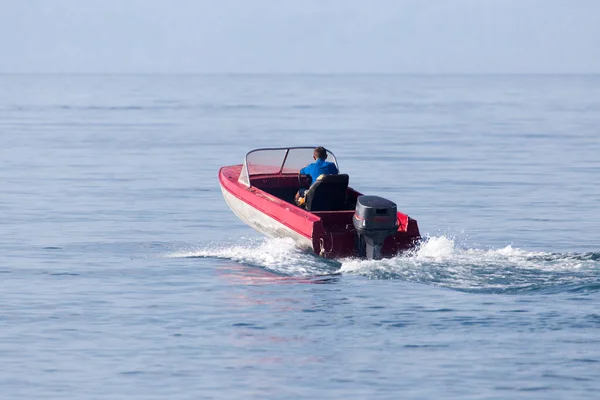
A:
165 237 340 277
415 236 456 260
340 236 600 293
165 236 599 293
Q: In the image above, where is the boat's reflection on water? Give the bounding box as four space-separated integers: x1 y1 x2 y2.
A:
215 262 346 368
215 262 348 316
216 262 342 286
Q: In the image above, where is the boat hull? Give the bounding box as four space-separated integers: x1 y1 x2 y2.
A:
219 164 420 259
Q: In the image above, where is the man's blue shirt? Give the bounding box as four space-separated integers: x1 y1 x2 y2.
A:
300 158 339 185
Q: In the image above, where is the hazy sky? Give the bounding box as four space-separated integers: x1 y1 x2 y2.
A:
2 0 599 73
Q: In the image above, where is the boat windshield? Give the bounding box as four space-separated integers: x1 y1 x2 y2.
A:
238 147 339 186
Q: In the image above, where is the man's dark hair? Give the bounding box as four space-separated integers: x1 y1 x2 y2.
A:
314 146 327 160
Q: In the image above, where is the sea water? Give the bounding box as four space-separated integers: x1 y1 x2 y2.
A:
1 74 599 399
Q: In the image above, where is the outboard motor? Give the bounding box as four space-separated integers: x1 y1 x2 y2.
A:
353 195 399 260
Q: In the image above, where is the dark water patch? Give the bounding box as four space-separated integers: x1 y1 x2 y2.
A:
560 338 600 345
543 373 593 382
306 275 341 285
232 323 265 330
572 358 599 363
517 386 553 392
387 322 408 328
330 378 354 383
566 296 594 301
46 272 79 276
585 314 600 324
43 246 62 250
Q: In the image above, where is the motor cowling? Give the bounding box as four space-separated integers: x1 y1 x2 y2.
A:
353 195 398 260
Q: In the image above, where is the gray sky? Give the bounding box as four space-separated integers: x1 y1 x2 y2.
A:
2 0 599 73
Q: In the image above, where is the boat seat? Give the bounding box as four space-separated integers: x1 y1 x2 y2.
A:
305 174 349 212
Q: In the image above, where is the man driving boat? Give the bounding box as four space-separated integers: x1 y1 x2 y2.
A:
295 146 339 207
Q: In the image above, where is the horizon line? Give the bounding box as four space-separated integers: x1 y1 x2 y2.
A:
1 72 599 76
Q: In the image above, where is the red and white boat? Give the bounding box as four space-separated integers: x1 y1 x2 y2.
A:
219 147 420 259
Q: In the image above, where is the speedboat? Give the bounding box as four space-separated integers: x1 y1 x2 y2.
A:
219 147 420 259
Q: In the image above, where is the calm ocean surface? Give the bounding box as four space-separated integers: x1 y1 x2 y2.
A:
1 74 599 399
